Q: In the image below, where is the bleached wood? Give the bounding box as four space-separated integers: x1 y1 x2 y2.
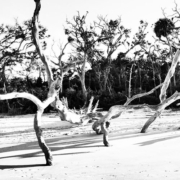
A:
141 91 180 133
128 64 134 98
124 83 163 106
34 110 53 165
32 0 53 86
141 50 180 132
159 50 180 102
0 92 43 109
92 84 162 134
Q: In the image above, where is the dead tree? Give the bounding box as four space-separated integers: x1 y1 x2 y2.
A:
0 91 56 165
92 50 180 145
0 0 101 165
0 0 90 165
141 50 180 132
51 41 78 93
92 84 162 145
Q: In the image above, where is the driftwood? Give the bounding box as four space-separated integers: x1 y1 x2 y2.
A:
31 0 95 164
0 0 87 165
92 49 180 145
141 91 180 132
124 83 163 106
159 50 180 102
0 0 102 165
92 84 161 145
0 91 57 165
1 0 179 166
141 50 180 132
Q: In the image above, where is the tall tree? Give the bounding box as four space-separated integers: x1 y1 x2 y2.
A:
65 12 96 104
0 0 100 165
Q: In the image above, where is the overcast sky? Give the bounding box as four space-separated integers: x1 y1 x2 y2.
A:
1 0 179 42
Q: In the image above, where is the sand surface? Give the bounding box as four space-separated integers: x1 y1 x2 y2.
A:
1 110 180 180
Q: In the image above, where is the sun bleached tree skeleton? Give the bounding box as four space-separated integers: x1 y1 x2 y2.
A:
0 0 93 165
1 0 180 166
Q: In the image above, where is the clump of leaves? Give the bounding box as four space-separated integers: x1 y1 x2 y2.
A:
68 36 74 42
109 20 119 28
154 18 174 38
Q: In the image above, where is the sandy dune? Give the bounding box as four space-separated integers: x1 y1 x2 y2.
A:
1 110 180 180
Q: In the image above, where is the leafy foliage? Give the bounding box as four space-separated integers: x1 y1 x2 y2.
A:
154 18 174 38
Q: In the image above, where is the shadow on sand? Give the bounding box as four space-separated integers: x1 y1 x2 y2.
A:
0 164 46 169
135 133 180 146
1 130 180 169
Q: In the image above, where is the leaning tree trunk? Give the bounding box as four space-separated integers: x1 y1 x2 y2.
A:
32 0 55 165
0 0 100 166
92 81 163 146
141 50 180 133
32 0 89 164
0 91 57 165
34 110 53 165
93 50 180 145
141 91 180 133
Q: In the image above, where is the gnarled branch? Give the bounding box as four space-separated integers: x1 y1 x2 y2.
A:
32 0 53 86
0 92 43 109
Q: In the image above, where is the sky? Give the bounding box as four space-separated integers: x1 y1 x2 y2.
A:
1 0 179 79
1 0 179 43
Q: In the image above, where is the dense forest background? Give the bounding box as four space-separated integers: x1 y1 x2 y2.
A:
1 4 180 115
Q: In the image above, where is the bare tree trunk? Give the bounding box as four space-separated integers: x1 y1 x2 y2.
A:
0 0 101 166
141 91 180 132
141 50 180 133
124 74 127 95
103 71 108 92
128 64 133 98
77 54 88 105
138 63 142 93
173 75 176 88
59 74 64 93
101 122 109 147
141 111 161 133
2 64 11 111
103 66 111 93
32 0 53 86
0 90 57 165
3 83 11 111
151 62 156 88
159 50 180 102
31 0 61 165
80 76 88 103
92 83 163 145
157 73 162 84
34 111 53 165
